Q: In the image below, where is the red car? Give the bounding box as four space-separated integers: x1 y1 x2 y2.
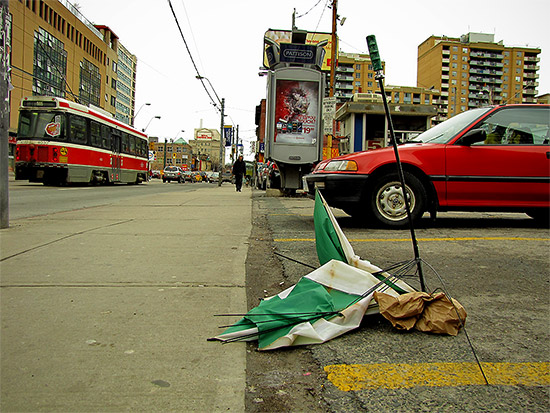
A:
305 104 550 227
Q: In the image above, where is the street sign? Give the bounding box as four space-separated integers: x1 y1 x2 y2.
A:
322 97 337 119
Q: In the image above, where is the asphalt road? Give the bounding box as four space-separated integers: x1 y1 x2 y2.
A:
4 179 549 411
246 190 550 412
6 178 217 220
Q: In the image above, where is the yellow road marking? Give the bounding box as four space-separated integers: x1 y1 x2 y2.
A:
324 362 550 391
274 237 550 242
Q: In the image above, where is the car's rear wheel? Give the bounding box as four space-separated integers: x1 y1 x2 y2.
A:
368 172 427 228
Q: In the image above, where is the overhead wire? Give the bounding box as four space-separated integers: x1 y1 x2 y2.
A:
166 0 220 111
295 0 324 18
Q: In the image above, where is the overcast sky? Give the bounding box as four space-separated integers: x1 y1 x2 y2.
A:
75 0 549 157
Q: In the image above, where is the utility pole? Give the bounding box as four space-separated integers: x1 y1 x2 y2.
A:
0 0 9 229
329 0 338 97
236 125 239 157
218 98 225 186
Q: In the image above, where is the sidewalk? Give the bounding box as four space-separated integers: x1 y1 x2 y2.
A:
1 183 251 411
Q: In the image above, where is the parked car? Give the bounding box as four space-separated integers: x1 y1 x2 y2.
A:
255 163 265 189
260 160 281 190
162 166 185 183
305 104 550 227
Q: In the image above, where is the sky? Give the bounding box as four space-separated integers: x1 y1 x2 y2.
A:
74 0 550 159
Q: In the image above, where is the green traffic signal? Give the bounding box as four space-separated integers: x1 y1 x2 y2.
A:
366 35 383 72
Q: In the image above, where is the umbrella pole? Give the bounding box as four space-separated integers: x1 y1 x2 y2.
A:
367 36 427 292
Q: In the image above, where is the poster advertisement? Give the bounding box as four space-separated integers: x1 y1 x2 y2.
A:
274 79 318 145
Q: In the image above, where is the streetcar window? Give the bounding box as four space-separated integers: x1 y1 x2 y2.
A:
121 133 129 153
17 110 66 141
139 139 146 157
18 111 32 136
90 121 102 147
100 125 111 149
69 115 87 144
129 135 136 154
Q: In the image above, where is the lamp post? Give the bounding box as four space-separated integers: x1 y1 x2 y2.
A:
174 129 185 140
133 102 151 126
195 75 222 106
142 115 161 132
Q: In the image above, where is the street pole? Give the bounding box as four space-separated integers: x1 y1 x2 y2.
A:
367 35 426 292
329 0 338 98
163 140 167 170
0 0 9 229
218 98 225 186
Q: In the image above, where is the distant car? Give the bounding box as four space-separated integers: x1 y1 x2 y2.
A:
221 171 233 183
151 170 161 179
162 166 185 183
208 172 220 183
182 171 194 182
305 104 550 227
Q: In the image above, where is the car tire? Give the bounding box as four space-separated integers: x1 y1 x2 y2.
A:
368 172 427 228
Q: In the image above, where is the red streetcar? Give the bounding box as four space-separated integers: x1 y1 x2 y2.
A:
15 96 149 185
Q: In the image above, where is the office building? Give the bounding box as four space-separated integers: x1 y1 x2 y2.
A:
9 0 137 138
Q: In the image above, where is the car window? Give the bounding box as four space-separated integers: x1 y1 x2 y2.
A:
412 107 491 144
474 107 550 146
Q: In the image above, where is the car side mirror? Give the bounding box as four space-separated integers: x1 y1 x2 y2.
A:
457 128 486 146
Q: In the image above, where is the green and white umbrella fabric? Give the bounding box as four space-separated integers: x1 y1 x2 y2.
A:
210 190 414 350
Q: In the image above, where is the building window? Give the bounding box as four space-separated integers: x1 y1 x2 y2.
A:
79 58 101 106
403 93 411 104
393 92 400 103
33 28 67 97
355 72 361 78
356 64 361 70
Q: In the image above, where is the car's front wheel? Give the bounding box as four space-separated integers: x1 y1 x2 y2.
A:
368 172 427 228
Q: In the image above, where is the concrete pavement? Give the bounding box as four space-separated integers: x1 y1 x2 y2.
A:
1 183 251 411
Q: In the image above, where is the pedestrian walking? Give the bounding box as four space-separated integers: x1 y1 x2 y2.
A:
232 155 246 192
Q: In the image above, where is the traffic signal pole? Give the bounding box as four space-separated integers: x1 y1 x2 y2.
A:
367 35 426 292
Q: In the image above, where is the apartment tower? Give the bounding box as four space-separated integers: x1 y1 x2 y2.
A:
418 32 541 118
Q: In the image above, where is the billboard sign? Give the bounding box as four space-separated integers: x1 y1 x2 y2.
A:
274 79 319 145
280 44 317 65
263 30 334 71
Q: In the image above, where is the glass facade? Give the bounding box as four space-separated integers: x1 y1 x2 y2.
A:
33 28 67 97
79 58 101 106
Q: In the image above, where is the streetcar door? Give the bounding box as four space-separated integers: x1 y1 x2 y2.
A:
111 133 121 182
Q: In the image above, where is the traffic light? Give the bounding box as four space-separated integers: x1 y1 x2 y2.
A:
366 35 383 72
